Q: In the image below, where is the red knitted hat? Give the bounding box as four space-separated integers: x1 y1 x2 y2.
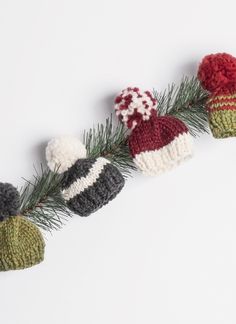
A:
115 87 193 175
198 53 236 138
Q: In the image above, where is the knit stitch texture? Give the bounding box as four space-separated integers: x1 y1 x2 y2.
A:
61 157 125 216
46 136 125 216
115 88 193 175
129 114 193 175
198 53 236 138
0 216 45 271
0 183 20 221
207 94 236 138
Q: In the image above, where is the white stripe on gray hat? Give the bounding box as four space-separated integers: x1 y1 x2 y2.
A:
62 157 110 201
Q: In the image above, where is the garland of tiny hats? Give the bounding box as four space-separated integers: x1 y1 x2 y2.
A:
0 52 235 271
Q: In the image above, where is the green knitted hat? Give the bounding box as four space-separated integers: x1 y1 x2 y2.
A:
0 183 45 271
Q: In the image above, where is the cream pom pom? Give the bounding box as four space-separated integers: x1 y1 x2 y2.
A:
46 136 87 174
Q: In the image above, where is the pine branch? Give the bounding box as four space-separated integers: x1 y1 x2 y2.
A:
84 77 209 176
18 76 209 232
20 165 72 232
153 76 209 136
83 115 136 177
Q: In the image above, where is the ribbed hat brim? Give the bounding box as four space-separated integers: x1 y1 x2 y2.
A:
0 243 44 271
209 110 236 138
133 132 193 176
65 163 125 216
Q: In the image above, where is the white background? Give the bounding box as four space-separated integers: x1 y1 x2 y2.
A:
0 0 236 323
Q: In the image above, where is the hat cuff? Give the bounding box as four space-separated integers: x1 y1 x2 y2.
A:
0 243 45 271
210 110 236 138
133 132 193 176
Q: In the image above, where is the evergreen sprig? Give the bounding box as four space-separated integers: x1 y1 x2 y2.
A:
153 76 209 136
20 165 72 231
19 76 209 231
83 116 136 177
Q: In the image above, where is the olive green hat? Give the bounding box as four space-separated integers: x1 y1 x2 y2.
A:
0 183 45 271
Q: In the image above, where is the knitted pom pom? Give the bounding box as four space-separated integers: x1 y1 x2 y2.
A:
0 183 20 221
46 136 87 174
198 53 236 93
114 87 157 129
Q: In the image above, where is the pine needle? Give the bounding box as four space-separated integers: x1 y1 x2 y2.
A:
83 115 136 177
153 76 209 136
20 165 72 231
19 76 209 231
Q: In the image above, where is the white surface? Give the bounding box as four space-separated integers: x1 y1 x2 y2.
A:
0 0 236 323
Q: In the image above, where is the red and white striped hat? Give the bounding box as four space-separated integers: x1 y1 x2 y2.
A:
115 87 193 175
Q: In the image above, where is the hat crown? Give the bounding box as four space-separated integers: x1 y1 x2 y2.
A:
61 157 97 190
0 216 45 270
129 115 188 157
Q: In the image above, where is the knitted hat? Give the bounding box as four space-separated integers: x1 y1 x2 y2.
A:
114 87 193 175
0 183 45 271
198 53 236 138
46 136 125 216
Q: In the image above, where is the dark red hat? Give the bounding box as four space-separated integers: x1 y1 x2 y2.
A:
115 87 193 175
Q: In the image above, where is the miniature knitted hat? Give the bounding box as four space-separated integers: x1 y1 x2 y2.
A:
114 87 193 175
0 183 45 271
46 136 125 216
198 53 236 138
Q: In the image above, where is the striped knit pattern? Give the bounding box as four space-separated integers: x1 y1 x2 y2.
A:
128 115 193 175
207 93 236 138
133 132 192 175
114 88 193 175
0 216 45 271
61 157 125 216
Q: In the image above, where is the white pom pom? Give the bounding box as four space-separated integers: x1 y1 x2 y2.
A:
46 136 86 174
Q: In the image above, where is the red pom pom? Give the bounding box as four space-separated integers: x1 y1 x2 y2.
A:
114 87 157 129
198 53 236 93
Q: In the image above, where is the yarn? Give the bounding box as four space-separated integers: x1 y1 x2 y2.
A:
198 53 236 94
46 137 125 216
0 216 45 271
115 87 157 129
114 88 193 175
198 53 236 138
0 183 45 271
46 136 87 174
0 183 20 221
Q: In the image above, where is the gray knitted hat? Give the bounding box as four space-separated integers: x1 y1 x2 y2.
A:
46 136 125 216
